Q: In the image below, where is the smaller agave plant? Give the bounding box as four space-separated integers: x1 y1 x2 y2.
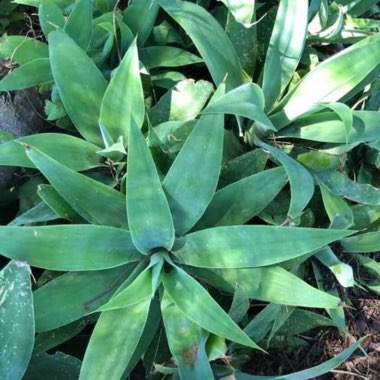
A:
0 81 355 379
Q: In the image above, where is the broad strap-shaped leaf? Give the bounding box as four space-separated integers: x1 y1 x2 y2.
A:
123 0 160 45
254 139 314 220
279 111 380 143
163 84 225 235
141 46 203 69
100 39 145 143
341 230 380 252
127 121 174 253
0 261 34 380
0 225 141 271
25 145 127 228
194 266 341 308
202 83 276 133
234 339 363 379
271 32 380 127
163 265 261 350
39 0 65 36
316 169 380 205
173 226 352 268
194 167 287 230
79 299 151 380
220 0 255 27
262 0 308 110
315 247 354 287
0 35 49 64
8 201 58 226
63 0 92 50
158 0 244 90
98 255 164 311
49 30 107 145
161 291 213 380
33 265 133 332
0 133 102 170
0 58 52 91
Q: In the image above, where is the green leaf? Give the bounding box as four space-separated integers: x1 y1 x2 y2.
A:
234 339 363 379
100 39 145 143
0 225 141 271
25 145 127 228
141 46 203 69
174 226 352 268
194 167 287 229
279 111 380 143
202 83 276 133
316 169 380 205
315 247 354 287
123 0 159 45
254 139 314 220
49 30 107 145
161 291 213 380
23 352 81 380
127 121 174 253
319 181 354 229
64 0 92 50
220 0 255 27
158 0 244 90
0 261 34 380
0 35 49 64
79 299 151 380
34 266 132 332
262 0 308 109
163 265 261 350
0 133 102 171
38 0 65 37
229 284 250 323
8 201 58 226
271 32 380 127
341 231 380 252
194 266 341 308
0 58 52 91
163 84 225 235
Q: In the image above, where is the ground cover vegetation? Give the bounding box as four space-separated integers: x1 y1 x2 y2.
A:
0 0 379 379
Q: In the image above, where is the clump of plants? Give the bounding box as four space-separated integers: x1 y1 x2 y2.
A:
0 0 380 379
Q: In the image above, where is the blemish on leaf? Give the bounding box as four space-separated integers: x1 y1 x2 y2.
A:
182 344 199 365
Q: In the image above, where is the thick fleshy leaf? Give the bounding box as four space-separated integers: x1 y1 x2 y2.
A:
220 0 255 27
174 226 352 268
100 39 145 143
194 167 287 230
141 46 203 69
262 0 308 109
0 133 102 170
127 121 174 253
8 201 58 226
0 35 48 64
163 85 225 235
194 266 341 308
271 32 380 127
79 299 151 380
0 261 34 380
254 139 314 220
158 0 244 90
0 225 141 271
279 111 380 143
33 266 132 332
23 352 81 380
0 58 52 91
202 83 276 133
64 0 92 50
123 0 159 45
38 0 65 36
316 169 380 205
161 291 213 380
234 339 363 379
341 231 380 252
25 145 127 228
163 265 261 349
315 247 354 287
49 30 107 145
